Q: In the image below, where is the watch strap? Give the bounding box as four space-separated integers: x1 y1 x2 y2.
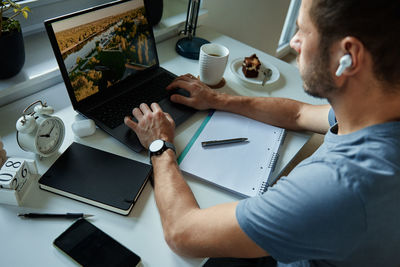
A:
163 141 176 154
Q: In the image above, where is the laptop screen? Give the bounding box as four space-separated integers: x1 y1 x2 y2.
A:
46 0 157 103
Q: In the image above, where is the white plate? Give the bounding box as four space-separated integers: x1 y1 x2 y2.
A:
230 57 280 86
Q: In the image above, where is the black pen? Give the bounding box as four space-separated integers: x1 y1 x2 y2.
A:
201 137 248 147
18 213 93 219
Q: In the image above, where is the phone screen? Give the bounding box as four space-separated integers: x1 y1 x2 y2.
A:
54 219 141 267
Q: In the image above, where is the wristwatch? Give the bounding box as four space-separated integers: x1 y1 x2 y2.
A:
148 139 176 160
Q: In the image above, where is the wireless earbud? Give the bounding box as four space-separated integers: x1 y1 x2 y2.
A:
335 54 352 77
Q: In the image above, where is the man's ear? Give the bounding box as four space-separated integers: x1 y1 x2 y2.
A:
335 36 365 77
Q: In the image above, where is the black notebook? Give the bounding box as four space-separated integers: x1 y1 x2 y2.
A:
39 142 152 215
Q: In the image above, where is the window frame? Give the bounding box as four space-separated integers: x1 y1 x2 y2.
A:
12 0 111 36
276 0 300 58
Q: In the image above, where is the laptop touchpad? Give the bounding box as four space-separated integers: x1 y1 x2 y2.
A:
158 97 195 124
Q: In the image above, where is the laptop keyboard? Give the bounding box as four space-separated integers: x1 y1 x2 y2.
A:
90 72 175 129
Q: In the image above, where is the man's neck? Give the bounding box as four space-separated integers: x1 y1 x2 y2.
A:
329 81 400 135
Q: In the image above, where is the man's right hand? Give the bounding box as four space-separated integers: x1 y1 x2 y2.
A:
166 74 221 110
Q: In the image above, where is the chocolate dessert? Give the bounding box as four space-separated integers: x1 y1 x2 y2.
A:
242 54 261 78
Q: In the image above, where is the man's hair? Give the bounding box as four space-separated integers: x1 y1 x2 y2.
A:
309 0 400 87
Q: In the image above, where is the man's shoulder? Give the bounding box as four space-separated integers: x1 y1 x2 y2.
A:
304 121 400 177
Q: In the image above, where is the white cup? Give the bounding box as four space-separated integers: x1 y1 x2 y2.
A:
199 43 229 86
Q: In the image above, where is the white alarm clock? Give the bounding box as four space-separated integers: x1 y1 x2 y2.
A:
16 100 65 157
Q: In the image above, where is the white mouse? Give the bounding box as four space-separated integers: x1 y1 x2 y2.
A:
71 119 96 137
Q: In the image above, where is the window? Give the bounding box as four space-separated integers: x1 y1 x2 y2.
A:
15 0 111 35
276 0 300 58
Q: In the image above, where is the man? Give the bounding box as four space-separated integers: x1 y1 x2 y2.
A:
124 0 400 266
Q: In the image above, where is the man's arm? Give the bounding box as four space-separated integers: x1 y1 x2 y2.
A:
124 103 268 258
152 150 268 258
167 74 331 134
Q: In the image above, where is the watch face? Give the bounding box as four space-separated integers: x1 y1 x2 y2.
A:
149 139 164 152
36 118 64 155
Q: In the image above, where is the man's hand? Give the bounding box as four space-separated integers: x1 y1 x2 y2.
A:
124 103 175 149
166 73 221 110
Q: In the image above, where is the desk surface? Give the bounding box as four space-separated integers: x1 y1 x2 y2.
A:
0 27 325 266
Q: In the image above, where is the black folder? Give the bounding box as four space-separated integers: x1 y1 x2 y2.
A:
39 142 152 215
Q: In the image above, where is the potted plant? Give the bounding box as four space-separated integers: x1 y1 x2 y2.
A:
0 0 30 79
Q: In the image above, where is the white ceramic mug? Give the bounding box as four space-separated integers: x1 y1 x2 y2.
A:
199 43 229 86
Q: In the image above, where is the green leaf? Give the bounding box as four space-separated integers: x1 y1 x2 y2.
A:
0 0 31 29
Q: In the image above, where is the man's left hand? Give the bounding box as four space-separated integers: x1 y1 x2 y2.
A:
124 103 175 149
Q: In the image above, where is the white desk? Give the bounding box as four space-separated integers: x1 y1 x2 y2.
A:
0 27 326 267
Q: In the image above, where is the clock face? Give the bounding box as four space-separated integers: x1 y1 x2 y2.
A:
36 118 64 155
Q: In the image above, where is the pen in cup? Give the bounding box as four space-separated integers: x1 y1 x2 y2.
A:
201 137 248 147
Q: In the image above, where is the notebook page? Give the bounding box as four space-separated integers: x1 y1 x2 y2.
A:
179 111 285 197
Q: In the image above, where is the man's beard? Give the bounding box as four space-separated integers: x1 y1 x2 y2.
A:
300 50 338 99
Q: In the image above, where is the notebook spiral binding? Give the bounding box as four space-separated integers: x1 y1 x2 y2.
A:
277 129 286 144
258 181 269 195
258 130 286 195
268 152 280 171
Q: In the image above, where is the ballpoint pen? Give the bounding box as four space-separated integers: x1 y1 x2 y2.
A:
18 213 94 219
201 137 248 147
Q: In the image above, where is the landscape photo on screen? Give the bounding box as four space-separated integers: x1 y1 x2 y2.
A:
52 0 156 102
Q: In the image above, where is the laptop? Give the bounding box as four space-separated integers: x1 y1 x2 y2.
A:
45 0 195 152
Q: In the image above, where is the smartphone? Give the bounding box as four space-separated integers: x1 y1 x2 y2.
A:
54 219 141 267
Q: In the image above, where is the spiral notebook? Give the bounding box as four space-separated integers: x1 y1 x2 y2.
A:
178 110 285 197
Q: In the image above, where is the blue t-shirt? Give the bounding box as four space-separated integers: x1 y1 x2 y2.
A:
236 110 400 266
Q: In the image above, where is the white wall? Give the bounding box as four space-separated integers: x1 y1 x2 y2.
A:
202 0 291 56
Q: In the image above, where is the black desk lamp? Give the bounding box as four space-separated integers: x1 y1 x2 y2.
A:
175 0 209 60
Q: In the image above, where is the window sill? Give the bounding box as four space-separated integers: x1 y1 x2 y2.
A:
0 4 207 107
